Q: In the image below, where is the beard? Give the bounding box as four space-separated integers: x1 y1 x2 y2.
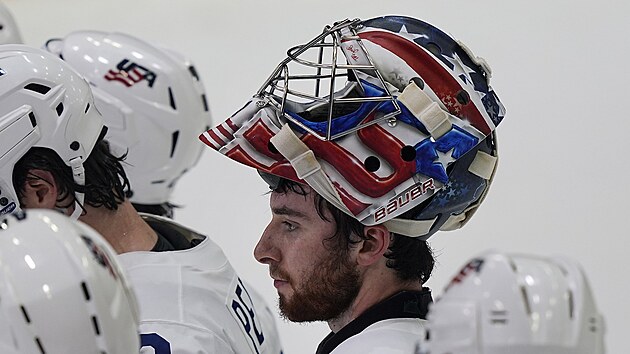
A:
272 250 361 323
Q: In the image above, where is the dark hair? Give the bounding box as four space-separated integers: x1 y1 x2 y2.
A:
272 178 435 283
13 140 131 211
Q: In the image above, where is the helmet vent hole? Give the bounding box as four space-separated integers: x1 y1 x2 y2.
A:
24 83 51 95
81 281 91 301
0 68 5 77
410 77 425 90
425 42 442 57
35 337 45 353
188 65 200 81
567 290 575 319
201 94 209 112
168 87 177 110
508 259 518 272
268 141 279 154
84 102 91 114
456 90 470 105
520 286 532 316
364 156 380 172
70 141 80 151
29 112 37 127
170 131 180 158
589 317 598 332
20 305 31 323
55 102 64 117
557 265 569 276
401 145 417 161
91 315 101 335
490 310 508 324
0 25 3 31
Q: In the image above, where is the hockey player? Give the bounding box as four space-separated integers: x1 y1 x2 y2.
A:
201 15 505 353
0 45 281 354
0 209 140 354
0 2 22 44
43 31 284 354
419 251 606 354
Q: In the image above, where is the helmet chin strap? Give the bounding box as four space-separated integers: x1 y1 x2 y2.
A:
68 157 85 220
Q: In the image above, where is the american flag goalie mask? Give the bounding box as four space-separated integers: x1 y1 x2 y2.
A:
200 16 506 240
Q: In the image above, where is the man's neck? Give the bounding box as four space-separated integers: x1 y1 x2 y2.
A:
79 200 158 254
327 270 422 333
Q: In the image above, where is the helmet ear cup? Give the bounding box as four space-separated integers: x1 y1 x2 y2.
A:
0 45 104 217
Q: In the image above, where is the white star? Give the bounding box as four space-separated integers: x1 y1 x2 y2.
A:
399 25 428 41
445 52 476 87
435 147 456 171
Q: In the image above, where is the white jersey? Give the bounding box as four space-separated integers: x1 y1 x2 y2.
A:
118 214 283 354
316 290 432 354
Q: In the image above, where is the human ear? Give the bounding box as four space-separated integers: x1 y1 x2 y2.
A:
356 225 391 267
19 169 59 209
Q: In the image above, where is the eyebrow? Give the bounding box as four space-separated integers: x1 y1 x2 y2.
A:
271 206 308 219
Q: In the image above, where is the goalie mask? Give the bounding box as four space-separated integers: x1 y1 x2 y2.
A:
0 209 140 353
420 251 605 354
200 16 505 239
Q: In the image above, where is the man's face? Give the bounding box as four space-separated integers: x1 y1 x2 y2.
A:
254 186 361 322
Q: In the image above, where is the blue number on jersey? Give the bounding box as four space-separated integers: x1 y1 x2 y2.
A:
231 278 265 354
140 333 171 354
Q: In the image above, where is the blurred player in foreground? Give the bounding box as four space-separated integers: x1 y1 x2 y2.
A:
202 15 505 354
419 251 606 354
0 209 139 354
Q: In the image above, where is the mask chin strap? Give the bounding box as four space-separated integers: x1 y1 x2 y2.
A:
68 157 85 220
270 124 354 217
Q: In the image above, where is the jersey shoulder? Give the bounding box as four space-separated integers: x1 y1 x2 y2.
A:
120 215 283 354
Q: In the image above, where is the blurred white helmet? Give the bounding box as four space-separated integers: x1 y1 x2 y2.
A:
0 2 23 44
0 209 140 353
0 44 105 219
45 31 212 216
421 251 605 354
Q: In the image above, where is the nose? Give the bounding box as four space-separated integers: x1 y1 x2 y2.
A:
254 222 279 265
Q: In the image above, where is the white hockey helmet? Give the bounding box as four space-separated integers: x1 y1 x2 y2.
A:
201 16 504 239
421 251 605 354
45 31 212 211
0 2 23 44
0 45 105 219
0 209 140 353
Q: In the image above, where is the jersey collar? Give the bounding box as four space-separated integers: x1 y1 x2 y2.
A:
316 288 433 354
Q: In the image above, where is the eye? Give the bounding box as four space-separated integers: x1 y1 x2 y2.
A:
282 221 297 232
